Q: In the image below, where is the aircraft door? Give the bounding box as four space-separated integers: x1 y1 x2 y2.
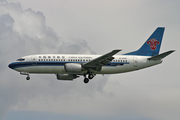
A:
133 57 138 67
31 56 37 65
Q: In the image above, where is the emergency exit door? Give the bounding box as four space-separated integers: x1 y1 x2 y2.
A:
133 57 138 67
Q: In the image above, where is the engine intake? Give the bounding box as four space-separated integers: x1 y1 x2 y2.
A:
64 63 85 73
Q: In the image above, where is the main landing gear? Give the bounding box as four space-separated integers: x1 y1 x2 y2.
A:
84 78 89 84
83 73 95 84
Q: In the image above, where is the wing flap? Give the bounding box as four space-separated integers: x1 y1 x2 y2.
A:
83 49 121 69
100 56 114 65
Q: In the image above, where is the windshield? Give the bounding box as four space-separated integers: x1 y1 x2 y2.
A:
16 58 25 61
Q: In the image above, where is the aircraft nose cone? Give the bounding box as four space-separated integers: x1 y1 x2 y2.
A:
8 63 13 69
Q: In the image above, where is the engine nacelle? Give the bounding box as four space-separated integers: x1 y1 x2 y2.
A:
64 63 84 73
56 74 79 80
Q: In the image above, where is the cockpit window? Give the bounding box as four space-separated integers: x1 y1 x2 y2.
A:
16 58 25 61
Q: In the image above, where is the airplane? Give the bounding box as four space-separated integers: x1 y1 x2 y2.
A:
8 27 175 84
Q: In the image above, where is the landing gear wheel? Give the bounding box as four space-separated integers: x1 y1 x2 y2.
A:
84 78 89 84
88 74 94 79
26 76 30 80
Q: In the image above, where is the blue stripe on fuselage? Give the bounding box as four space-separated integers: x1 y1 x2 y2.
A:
8 61 130 69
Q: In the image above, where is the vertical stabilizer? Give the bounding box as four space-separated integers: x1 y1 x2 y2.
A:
124 27 165 56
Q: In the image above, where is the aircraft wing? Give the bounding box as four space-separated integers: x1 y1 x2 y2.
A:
83 49 121 71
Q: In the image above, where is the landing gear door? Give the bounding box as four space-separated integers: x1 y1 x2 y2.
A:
133 57 138 67
31 56 37 65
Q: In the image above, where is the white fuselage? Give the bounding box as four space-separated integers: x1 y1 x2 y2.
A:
8 27 173 83
10 54 162 75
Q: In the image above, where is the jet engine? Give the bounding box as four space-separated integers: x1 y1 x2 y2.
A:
56 74 79 80
64 63 85 73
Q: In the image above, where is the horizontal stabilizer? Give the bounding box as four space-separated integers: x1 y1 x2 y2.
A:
148 50 175 60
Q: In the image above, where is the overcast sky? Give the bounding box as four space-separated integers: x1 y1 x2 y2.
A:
0 0 180 120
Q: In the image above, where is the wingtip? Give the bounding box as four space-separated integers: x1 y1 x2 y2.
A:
169 50 175 53
113 49 122 52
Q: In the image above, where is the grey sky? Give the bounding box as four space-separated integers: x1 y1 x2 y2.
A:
0 0 180 120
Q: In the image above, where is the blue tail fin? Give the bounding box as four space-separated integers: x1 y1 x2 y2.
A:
124 27 165 56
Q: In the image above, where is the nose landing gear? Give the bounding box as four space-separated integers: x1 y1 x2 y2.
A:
20 72 30 80
26 75 30 80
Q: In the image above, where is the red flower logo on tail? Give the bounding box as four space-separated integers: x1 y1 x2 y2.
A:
147 39 160 50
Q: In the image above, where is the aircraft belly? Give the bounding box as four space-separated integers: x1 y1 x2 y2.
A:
98 65 133 74
24 66 63 73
